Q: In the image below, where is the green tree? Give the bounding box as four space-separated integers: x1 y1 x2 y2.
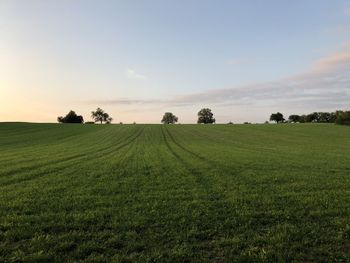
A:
161 112 178 124
270 112 284 123
318 112 336 123
335 111 350 125
197 108 215 124
299 115 307 123
91 108 112 124
288 115 301 123
305 113 317 122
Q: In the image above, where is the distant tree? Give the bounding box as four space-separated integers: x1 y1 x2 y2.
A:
318 112 336 123
335 110 350 125
328 112 337 123
85 121 95 124
299 115 307 123
283 110 348 124
270 112 285 123
57 110 84 123
313 112 323 122
161 112 178 124
288 115 301 123
305 113 317 122
197 108 215 124
91 108 112 124
227 121 234 124
106 117 113 124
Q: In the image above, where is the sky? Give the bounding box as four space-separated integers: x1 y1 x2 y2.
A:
1 0 350 123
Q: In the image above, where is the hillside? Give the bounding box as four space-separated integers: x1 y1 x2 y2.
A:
0 123 349 261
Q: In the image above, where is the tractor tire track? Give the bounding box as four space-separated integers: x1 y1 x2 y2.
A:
163 126 216 166
0 127 130 175
0 127 145 187
161 126 241 255
0 127 142 178
164 126 258 186
161 126 222 192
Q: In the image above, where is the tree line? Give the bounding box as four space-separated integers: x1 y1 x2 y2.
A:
161 108 216 124
58 107 350 125
58 108 112 124
58 108 216 124
270 111 350 125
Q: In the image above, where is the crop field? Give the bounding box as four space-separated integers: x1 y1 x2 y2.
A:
0 123 349 262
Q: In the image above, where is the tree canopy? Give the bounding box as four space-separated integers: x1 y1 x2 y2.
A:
288 115 301 123
197 108 215 124
277 111 349 125
91 108 112 124
335 111 350 125
57 110 84 123
161 112 178 124
270 112 285 123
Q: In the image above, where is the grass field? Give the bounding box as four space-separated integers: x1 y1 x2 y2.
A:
0 123 349 262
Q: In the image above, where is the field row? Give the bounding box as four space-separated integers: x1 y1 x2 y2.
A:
0 123 349 261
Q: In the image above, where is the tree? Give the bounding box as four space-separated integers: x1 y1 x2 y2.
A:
305 113 315 122
335 110 350 125
288 115 301 123
161 112 178 124
91 108 112 124
299 115 307 123
106 117 113 124
57 110 84 123
318 112 336 123
197 108 215 124
270 112 284 123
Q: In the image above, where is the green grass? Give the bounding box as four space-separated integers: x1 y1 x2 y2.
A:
0 123 349 262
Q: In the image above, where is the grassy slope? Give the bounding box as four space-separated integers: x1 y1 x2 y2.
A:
0 123 349 262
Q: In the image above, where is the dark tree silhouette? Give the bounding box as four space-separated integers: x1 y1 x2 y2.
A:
161 112 178 124
288 115 301 123
335 111 350 125
289 111 347 124
270 112 285 123
305 113 317 123
57 110 84 123
91 108 112 124
317 112 336 123
299 115 307 123
197 108 215 124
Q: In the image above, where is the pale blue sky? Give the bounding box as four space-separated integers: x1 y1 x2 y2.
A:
1 0 350 123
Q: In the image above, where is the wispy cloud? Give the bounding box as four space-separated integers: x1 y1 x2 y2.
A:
172 46 350 109
89 45 350 112
126 69 147 80
226 58 247 65
85 98 162 105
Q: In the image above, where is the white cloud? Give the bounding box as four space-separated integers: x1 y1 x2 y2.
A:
126 69 147 80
